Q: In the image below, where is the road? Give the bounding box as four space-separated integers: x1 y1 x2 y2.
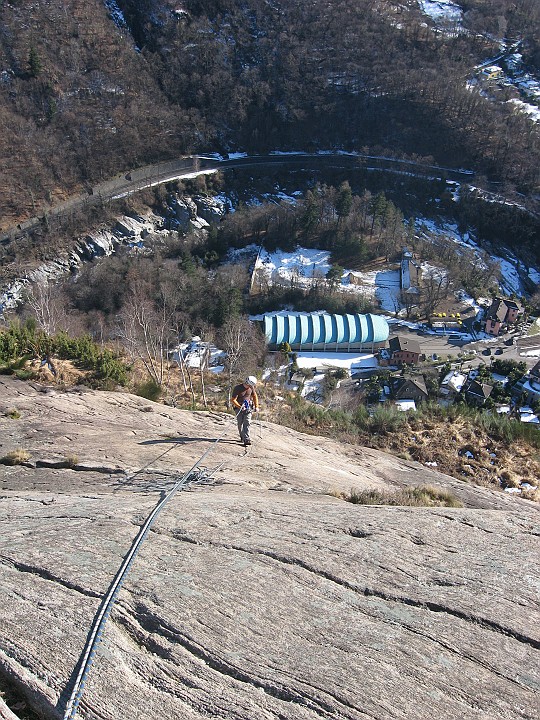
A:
395 325 540 371
0 152 476 247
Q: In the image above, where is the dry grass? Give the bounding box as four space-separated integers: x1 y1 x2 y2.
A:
5 408 21 419
26 358 85 385
338 485 463 508
0 449 30 465
62 455 79 469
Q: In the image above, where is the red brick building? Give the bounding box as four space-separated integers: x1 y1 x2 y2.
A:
484 298 522 336
387 335 421 365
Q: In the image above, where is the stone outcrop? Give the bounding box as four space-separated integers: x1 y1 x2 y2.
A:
167 194 216 231
0 201 211 313
193 195 226 224
0 376 538 719
169 195 198 226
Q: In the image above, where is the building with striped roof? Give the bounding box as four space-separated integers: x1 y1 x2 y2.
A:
263 312 389 352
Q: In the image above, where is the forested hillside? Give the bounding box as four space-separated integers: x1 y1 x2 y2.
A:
1 0 539 227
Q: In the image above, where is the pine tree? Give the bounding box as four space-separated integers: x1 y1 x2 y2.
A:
336 181 353 221
301 191 320 235
27 47 42 78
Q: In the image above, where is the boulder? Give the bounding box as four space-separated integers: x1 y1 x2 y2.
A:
169 195 198 227
193 195 226 224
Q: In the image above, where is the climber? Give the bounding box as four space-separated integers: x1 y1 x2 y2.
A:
231 376 259 446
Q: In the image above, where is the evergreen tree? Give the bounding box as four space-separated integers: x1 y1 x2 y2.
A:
369 192 388 238
326 264 344 290
336 181 353 221
301 191 320 235
27 46 42 78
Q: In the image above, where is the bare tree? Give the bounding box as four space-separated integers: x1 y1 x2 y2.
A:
421 269 451 317
117 281 177 388
220 316 265 407
399 288 419 319
24 281 65 335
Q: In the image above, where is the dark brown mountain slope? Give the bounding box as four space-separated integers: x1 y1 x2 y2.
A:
1 0 539 230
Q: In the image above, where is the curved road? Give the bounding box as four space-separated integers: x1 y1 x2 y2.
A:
1 152 474 246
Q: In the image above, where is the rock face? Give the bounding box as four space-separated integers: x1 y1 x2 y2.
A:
0 200 208 312
193 195 226 224
0 376 538 720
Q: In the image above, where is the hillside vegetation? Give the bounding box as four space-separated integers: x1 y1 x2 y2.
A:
1 0 539 229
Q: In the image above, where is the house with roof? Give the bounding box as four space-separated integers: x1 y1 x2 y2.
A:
513 360 540 405
480 65 503 82
392 375 429 404
484 297 522 336
386 335 422 365
440 370 467 397
529 360 540 390
518 406 539 424
464 379 493 406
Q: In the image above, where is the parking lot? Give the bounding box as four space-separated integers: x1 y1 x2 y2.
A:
395 325 540 370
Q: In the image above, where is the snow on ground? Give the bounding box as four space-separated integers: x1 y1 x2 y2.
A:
520 348 540 358
295 352 378 373
254 225 537 318
456 290 483 317
497 258 525 296
173 337 226 371
257 247 331 285
415 217 536 297
261 191 299 205
421 261 448 280
104 0 128 29
255 247 400 312
419 0 462 24
213 193 236 213
507 99 540 122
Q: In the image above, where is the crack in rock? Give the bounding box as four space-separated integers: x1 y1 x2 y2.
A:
170 534 540 651
118 604 376 720
0 556 101 599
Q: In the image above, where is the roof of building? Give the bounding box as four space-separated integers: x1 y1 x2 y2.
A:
393 376 428 399
441 371 467 392
486 297 522 322
388 335 421 355
263 313 389 346
486 298 508 323
531 360 540 379
465 379 493 400
395 399 416 412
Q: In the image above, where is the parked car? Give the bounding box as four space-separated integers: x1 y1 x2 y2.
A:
495 348 503 355
482 348 492 356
